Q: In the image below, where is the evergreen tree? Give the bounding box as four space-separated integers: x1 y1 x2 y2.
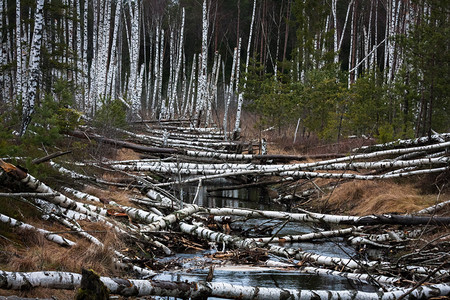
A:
397 0 449 138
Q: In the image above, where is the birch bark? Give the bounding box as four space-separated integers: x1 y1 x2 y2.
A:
195 0 209 124
15 0 22 101
169 8 185 119
233 0 256 139
20 0 45 136
0 0 4 102
223 48 238 140
1 271 449 299
0 213 75 247
151 24 160 114
109 0 122 98
128 1 141 115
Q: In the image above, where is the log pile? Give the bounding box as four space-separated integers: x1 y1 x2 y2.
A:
0 126 449 299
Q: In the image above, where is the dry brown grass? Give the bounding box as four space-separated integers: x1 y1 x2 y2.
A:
101 172 132 184
115 148 141 161
0 220 124 287
84 185 134 207
0 288 76 299
107 189 135 207
322 181 438 215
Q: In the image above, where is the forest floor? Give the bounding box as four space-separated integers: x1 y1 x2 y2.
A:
0 121 449 299
255 124 449 216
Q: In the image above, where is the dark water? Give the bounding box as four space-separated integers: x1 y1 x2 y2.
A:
155 267 376 292
162 182 379 298
179 178 280 210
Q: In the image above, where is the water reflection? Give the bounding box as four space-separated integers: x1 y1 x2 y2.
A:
155 266 377 295
167 181 378 298
179 180 282 210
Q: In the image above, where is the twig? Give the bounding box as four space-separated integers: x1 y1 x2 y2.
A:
397 260 448 300
263 219 290 246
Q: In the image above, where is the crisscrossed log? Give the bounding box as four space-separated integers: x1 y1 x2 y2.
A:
1 271 449 299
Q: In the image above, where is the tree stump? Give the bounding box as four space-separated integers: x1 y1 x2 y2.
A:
75 269 109 300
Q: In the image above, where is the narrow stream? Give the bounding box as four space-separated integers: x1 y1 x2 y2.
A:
154 182 379 298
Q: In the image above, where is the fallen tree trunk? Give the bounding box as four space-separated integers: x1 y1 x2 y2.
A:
0 213 75 247
1 271 449 299
352 133 450 153
31 151 72 164
69 130 178 155
255 227 359 243
141 204 200 232
0 161 108 218
48 214 158 277
264 260 401 285
416 198 450 215
179 222 383 271
202 207 450 226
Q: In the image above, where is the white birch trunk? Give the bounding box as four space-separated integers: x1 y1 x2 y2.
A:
234 0 255 139
20 0 45 136
180 222 381 270
106 0 122 99
388 0 400 83
347 0 355 88
195 0 209 123
417 199 450 215
50 212 161 274
2 271 450 299
158 29 164 116
98 1 111 98
223 48 238 140
352 133 450 152
82 0 89 112
183 54 196 116
384 0 392 80
4 5 13 102
1 271 449 299
170 8 185 119
128 1 141 115
66 0 74 81
15 0 23 100
151 24 160 113
0 213 75 247
332 0 338 63
164 30 174 119
256 227 358 243
373 0 378 71
146 27 153 111
265 261 400 285
89 0 99 112
0 0 4 102
4 165 110 218
365 2 373 71
61 187 102 203
338 0 354 54
141 204 200 232
75 0 83 107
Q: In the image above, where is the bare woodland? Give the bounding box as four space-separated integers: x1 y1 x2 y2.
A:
0 0 449 299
